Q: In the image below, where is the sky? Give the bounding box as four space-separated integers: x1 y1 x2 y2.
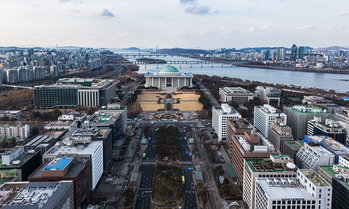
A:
1 0 349 49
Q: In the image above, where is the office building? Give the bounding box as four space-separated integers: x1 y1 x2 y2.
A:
296 142 335 171
44 121 77 131
304 135 349 163
0 146 42 181
298 46 305 59
34 78 116 109
277 48 286 61
284 105 334 140
243 154 297 209
43 139 103 190
284 141 304 161
226 119 279 186
144 65 193 88
219 87 254 104
24 131 67 155
254 104 287 138
28 155 90 209
302 96 332 106
1 181 74 209
291 44 297 60
255 86 281 106
212 103 242 142
267 117 294 153
265 50 270 61
98 103 128 134
307 117 346 144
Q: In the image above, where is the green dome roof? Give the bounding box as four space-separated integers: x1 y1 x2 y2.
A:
159 66 179 73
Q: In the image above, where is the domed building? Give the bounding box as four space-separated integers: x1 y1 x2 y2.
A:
144 66 193 88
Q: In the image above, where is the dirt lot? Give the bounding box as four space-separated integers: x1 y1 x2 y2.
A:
137 92 202 111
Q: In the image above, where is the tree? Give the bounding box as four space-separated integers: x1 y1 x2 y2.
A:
30 127 40 137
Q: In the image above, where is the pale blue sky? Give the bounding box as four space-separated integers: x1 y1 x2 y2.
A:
1 0 349 49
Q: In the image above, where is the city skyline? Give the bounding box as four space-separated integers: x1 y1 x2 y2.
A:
1 0 349 49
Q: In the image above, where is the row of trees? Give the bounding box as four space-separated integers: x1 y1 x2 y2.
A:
196 90 211 110
155 126 179 160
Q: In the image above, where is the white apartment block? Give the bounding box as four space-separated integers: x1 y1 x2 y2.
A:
254 104 287 138
212 103 241 142
296 143 335 171
0 124 30 139
338 155 349 168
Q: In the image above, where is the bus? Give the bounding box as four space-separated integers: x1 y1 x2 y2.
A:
142 153 146 159
182 175 185 184
155 128 159 132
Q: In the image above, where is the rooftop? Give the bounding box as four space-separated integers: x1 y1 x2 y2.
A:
0 151 39 169
220 87 253 95
45 140 102 156
319 166 336 177
257 178 312 199
300 169 329 186
304 135 349 155
3 181 73 209
245 158 295 173
286 105 331 114
43 157 73 171
24 131 66 147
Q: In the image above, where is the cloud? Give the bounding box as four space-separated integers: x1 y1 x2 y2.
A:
93 9 115 18
248 25 271 33
180 0 196 4
185 6 210 15
297 25 313 30
59 0 83 4
32 4 41 9
339 11 349 16
65 9 80 15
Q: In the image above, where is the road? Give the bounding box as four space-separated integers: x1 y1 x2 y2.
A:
134 129 157 209
134 122 198 209
197 81 220 109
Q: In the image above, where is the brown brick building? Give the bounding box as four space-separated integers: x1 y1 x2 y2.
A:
28 154 91 209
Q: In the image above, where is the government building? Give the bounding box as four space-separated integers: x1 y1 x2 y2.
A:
144 66 193 88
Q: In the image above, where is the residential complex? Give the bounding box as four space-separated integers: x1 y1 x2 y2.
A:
0 124 29 139
254 104 287 138
212 103 241 142
284 105 334 140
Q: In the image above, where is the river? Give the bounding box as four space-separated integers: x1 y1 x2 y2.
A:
118 52 349 93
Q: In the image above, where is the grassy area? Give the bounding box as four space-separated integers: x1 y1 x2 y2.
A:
152 165 183 205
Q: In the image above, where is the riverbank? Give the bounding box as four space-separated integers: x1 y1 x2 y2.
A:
236 63 349 74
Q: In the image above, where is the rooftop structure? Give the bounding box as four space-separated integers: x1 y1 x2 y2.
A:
296 142 335 171
44 121 77 131
254 104 287 138
307 117 346 145
212 103 242 142
58 112 87 122
219 87 254 104
304 135 349 163
284 105 334 140
24 131 66 154
2 181 74 209
98 103 127 134
255 86 281 106
144 66 193 88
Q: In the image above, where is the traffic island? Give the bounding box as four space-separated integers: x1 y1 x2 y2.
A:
151 165 183 205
